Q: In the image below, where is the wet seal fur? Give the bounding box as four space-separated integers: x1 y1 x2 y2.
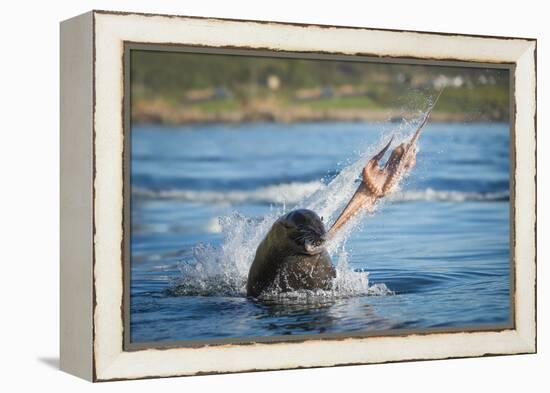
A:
246 209 335 297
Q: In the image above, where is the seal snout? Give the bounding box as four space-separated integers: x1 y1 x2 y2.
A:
304 239 325 255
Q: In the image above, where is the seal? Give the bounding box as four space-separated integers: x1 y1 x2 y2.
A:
246 209 335 297
246 90 443 297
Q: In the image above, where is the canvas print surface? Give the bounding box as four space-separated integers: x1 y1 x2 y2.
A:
128 49 511 345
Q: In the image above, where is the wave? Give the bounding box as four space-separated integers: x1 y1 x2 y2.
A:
133 182 509 205
132 170 337 193
133 181 323 205
388 188 509 203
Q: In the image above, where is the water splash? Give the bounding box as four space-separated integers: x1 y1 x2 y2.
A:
168 112 435 300
167 212 280 297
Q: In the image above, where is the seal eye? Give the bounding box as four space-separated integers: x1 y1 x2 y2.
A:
280 220 295 230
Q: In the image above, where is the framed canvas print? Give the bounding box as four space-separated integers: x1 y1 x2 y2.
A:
60 10 537 381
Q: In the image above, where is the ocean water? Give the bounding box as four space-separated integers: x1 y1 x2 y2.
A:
130 120 511 343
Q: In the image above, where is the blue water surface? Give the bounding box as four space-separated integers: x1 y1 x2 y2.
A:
130 122 511 343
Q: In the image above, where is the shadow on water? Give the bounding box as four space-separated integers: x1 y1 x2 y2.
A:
248 294 403 335
252 297 344 335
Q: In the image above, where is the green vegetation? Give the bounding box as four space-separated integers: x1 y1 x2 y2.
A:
130 50 510 124
305 96 380 111
188 100 240 113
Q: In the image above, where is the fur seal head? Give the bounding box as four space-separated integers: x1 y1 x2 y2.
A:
276 209 327 255
246 209 334 297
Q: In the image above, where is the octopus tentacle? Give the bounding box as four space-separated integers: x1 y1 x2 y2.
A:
326 89 443 239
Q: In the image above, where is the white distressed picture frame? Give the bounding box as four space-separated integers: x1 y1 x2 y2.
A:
60 10 536 382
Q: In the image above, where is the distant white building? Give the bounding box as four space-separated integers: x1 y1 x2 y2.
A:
433 74 464 89
266 74 281 90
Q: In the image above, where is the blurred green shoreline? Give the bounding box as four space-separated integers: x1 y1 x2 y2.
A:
131 97 508 125
131 50 510 125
